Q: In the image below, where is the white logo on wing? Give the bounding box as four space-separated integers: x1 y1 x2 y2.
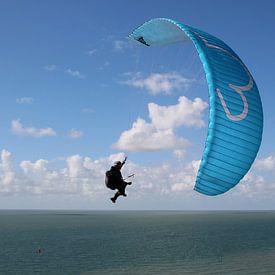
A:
195 32 253 121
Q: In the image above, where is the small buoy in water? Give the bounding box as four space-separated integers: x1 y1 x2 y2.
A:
38 248 42 254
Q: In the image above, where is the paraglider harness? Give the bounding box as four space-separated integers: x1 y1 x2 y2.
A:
105 170 135 190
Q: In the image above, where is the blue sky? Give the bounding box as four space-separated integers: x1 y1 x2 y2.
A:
0 0 274 210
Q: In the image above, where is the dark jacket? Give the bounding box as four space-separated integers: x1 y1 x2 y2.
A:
105 161 126 190
110 165 123 183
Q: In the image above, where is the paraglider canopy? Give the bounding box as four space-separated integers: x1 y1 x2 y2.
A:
130 18 263 196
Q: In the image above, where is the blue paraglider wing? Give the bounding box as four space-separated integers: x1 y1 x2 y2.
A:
129 18 263 195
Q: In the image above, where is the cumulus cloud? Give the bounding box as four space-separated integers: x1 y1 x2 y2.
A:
20 159 62 195
0 149 197 197
0 150 124 196
11 119 56 138
254 155 275 171
20 159 49 174
0 149 275 202
68 129 83 139
171 160 201 192
149 96 208 129
234 171 275 198
66 68 85 79
0 150 15 192
16 97 34 104
122 72 194 95
113 96 207 152
114 118 190 152
66 154 84 178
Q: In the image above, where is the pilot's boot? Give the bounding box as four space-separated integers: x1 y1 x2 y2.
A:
110 197 116 203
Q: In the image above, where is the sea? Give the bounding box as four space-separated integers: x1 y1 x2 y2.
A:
0 210 275 274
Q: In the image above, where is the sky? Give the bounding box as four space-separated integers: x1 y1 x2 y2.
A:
0 0 274 210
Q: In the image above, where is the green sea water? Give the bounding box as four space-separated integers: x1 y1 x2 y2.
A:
0 210 275 274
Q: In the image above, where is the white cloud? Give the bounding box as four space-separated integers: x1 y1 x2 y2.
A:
173 149 186 159
1 149 275 203
14 151 114 196
113 96 207 152
0 149 198 197
11 119 56 138
16 97 34 104
20 159 60 195
66 68 85 79
44 64 57 71
149 96 208 129
123 72 194 95
171 160 201 192
68 129 83 139
255 155 275 171
0 150 15 190
114 118 190 152
234 172 275 198
20 159 48 174
66 155 83 178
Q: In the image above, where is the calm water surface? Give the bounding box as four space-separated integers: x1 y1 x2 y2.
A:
0 210 275 274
